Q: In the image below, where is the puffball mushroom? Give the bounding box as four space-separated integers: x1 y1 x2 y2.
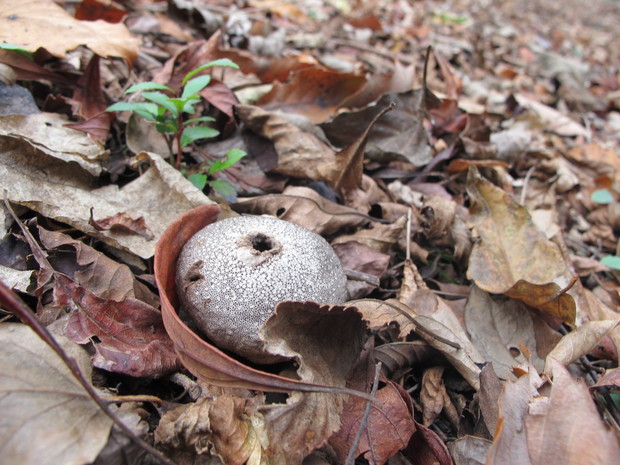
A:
176 215 348 364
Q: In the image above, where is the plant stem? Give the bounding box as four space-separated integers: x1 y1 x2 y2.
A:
175 112 184 170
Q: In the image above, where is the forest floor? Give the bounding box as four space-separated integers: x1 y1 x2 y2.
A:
1 1 620 464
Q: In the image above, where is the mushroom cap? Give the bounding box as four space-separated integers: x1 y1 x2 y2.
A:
176 215 348 363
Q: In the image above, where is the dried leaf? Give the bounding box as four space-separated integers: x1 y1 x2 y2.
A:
544 320 619 375
257 67 366 123
486 372 536 465
332 215 406 254
466 167 576 323
2 148 212 259
54 275 180 377
525 360 620 465
330 342 416 465
38 225 159 306
0 112 105 175
0 0 139 61
420 366 448 426
447 435 492 465
350 296 483 389
236 104 340 182
260 302 369 462
89 208 155 241
156 394 266 465
374 341 440 379
465 286 544 379
321 91 433 167
0 323 113 465
234 185 370 235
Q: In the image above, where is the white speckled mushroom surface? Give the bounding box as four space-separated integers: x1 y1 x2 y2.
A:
175 215 348 363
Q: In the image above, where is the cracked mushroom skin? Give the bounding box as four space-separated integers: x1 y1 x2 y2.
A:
176 215 348 364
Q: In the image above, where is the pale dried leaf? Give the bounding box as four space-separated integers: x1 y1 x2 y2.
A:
0 264 32 292
525 359 620 465
466 167 576 323
0 113 104 175
544 320 619 375
465 286 544 379
156 395 267 465
1 148 212 259
0 0 139 61
447 435 492 465
421 367 447 426
0 323 113 465
486 372 536 465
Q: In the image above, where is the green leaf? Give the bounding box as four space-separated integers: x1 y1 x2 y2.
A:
208 179 236 197
0 42 32 58
125 82 174 94
181 126 219 147
185 116 216 125
591 189 614 205
182 58 240 86
106 101 158 117
601 255 620 270
182 75 212 99
187 173 208 190
208 148 247 175
142 92 178 116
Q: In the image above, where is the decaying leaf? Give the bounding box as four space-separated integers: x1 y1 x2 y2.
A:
37 226 159 306
0 112 105 175
466 167 577 323
259 302 370 463
465 286 544 379
156 393 267 465
332 215 407 254
1 147 212 259
544 320 619 375
234 185 370 235
53 275 180 378
0 323 113 465
525 359 620 465
257 67 366 123
0 0 139 61
486 371 537 465
321 91 433 167
329 341 416 465
89 208 155 241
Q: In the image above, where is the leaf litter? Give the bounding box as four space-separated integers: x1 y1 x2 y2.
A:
0 0 620 464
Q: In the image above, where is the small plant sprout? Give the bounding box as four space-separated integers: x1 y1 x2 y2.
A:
106 58 246 193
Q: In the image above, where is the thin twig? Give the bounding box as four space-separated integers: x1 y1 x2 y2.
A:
345 362 382 465
344 269 381 287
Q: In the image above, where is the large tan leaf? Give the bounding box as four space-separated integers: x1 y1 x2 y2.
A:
486 371 536 465
465 286 544 379
0 113 104 175
0 323 113 465
466 167 576 323
525 360 620 465
1 146 212 259
0 0 139 61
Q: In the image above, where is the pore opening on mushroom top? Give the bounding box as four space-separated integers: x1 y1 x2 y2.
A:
249 233 277 252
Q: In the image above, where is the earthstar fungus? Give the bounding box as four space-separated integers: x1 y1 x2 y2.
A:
176 215 348 363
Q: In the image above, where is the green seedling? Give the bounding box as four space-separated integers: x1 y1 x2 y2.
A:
186 148 246 197
107 58 246 196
